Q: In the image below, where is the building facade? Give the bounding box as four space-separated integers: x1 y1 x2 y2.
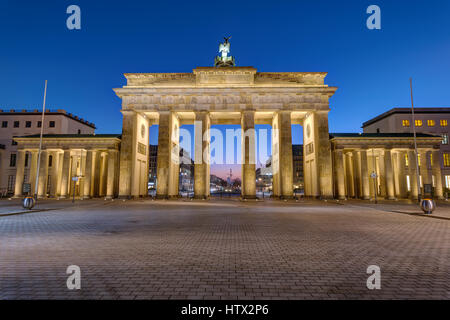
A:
362 108 450 189
0 109 95 195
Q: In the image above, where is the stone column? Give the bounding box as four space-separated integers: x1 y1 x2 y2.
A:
396 151 408 199
334 149 346 200
37 150 49 198
193 111 210 199
272 111 293 199
99 152 108 197
118 111 136 198
156 111 180 199
384 149 395 200
360 150 370 200
344 152 354 198
314 111 333 198
59 149 71 198
29 151 38 196
13 150 26 197
408 150 419 200
352 151 362 198
432 150 444 199
106 150 118 199
83 149 93 199
420 151 432 187
55 152 63 197
92 150 101 197
241 111 256 199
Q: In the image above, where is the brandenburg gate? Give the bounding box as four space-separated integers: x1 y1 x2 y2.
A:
113 40 337 199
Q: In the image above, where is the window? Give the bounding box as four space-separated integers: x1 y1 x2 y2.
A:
417 153 421 166
10 153 16 167
415 120 422 127
48 155 53 167
11 140 17 146
13 121 19 128
25 121 31 128
441 120 448 127
427 120 435 127
78 129 81 134
376 128 380 133
443 134 449 145
37 121 42 128
402 120 410 127
430 153 433 165
405 153 409 167
443 153 450 167
49 121 55 128
25 153 29 167
7 176 15 193
2 121 7 128
406 175 411 191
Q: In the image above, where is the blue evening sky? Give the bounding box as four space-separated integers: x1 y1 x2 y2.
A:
1 0 449 178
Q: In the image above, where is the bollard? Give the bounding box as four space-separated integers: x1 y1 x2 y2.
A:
22 196 35 210
420 199 436 215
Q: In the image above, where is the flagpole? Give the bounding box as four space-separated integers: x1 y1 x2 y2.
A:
410 78 421 204
34 80 47 200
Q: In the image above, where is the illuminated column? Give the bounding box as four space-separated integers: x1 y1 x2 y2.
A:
106 150 118 199
83 149 93 199
432 149 444 199
352 151 361 198
13 150 26 197
408 150 419 200
241 111 256 199
384 149 395 200
345 152 354 198
272 111 293 199
396 151 408 199
156 111 180 199
420 151 432 187
55 152 63 197
59 149 71 198
29 151 38 197
99 152 108 197
37 150 49 198
334 149 346 200
360 149 370 200
193 111 210 199
118 111 136 198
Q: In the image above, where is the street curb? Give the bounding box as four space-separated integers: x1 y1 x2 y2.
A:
0 208 55 217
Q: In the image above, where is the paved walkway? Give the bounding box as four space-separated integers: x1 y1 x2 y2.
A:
1 199 449 299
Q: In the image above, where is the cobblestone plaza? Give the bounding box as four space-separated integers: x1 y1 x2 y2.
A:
1 199 449 300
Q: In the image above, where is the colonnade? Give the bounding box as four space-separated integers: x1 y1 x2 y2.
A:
13 143 120 199
333 148 444 200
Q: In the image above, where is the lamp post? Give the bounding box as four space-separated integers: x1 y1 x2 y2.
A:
410 78 421 204
34 80 47 201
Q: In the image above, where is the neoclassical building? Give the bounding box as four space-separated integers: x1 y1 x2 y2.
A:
11 67 445 200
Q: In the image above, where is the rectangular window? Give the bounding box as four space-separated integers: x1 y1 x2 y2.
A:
2 121 7 128
417 153 421 166
7 175 15 193
48 155 53 167
415 120 422 127
430 153 433 166
441 120 448 127
405 153 409 167
25 153 29 167
11 140 17 146
10 153 16 167
13 121 19 128
49 121 55 128
427 120 435 126
37 121 42 128
443 134 449 145
25 121 31 128
402 120 410 127
443 153 450 167
406 175 411 191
